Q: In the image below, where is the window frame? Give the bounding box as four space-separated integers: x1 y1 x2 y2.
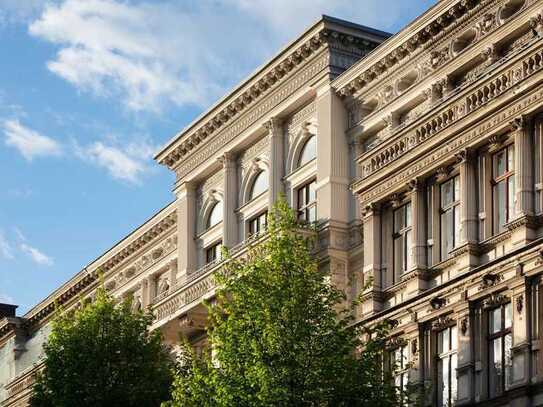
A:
436 325 458 407
297 135 317 168
296 179 317 223
206 200 223 230
491 144 515 233
248 170 269 202
248 211 268 236
487 301 513 398
393 202 412 279
439 175 461 261
205 241 222 265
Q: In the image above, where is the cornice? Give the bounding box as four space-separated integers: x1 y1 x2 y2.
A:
155 17 388 172
17 202 177 330
333 0 484 97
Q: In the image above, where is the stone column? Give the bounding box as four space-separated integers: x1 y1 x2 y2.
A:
176 181 197 278
361 203 383 315
145 276 156 307
220 152 238 248
511 116 536 245
316 86 350 225
405 179 427 297
264 117 284 210
456 149 479 271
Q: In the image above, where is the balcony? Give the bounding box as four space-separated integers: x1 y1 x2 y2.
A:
150 230 269 332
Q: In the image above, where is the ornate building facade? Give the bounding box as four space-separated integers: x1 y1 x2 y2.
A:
2 1 543 405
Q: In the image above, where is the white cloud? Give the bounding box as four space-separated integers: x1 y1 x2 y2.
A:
75 140 156 184
0 231 14 260
0 293 14 304
0 0 44 26
3 119 62 161
26 0 435 114
20 243 54 266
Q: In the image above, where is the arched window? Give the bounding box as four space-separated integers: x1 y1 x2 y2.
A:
297 135 316 168
206 200 223 229
249 171 268 201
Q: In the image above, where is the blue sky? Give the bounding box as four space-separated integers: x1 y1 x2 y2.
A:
0 0 436 313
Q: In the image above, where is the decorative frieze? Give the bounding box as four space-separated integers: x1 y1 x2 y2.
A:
357 57 543 205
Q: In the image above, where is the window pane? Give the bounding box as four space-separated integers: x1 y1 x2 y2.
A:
405 203 412 227
308 205 316 223
298 186 306 208
394 208 404 232
207 201 223 229
504 303 512 329
507 145 514 171
495 181 506 231
437 358 444 407
454 205 461 247
490 307 502 333
454 176 460 202
450 353 458 405
441 212 449 261
490 338 503 397
504 333 512 390
451 326 457 351
250 171 268 200
394 237 404 279
298 136 316 167
308 181 316 202
495 150 506 177
446 210 454 254
405 231 412 271
441 357 449 406
441 180 453 207
508 176 515 221
442 328 450 352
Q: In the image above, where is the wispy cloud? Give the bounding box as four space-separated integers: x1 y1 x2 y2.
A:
3 119 62 161
20 243 54 266
73 137 157 184
0 231 14 260
0 293 14 304
26 0 421 114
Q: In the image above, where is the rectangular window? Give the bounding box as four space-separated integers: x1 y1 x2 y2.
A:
248 211 267 236
393 203 412 279
492 146 515 233
391 345 409 401
440 176 461 261
437 326 458 407
488 302 512 398
205 241 222 264
297 180 317 223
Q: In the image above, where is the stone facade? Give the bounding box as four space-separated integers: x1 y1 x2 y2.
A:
2 2 543 405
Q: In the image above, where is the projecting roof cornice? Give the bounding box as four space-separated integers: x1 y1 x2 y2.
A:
8 202 177 334
333 0 483 97
155 16 390 171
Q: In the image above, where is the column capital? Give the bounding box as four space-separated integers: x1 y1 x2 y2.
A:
262 116 283 135
406 177 424 192
509 115 527 132
176 181 196 199
454 147 475 164
217 151 236 167
362 202 381 217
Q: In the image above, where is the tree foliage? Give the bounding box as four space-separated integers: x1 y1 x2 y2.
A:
30 286 173 407
166 199 404 407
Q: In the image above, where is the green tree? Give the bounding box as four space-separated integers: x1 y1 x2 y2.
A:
30 286 174 407
166 199 405 407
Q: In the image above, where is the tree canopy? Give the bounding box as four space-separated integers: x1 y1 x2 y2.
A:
30 286 174 407
166 199 404 407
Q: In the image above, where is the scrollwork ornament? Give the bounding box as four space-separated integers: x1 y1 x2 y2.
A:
516 294 524 314
460 318 468 335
